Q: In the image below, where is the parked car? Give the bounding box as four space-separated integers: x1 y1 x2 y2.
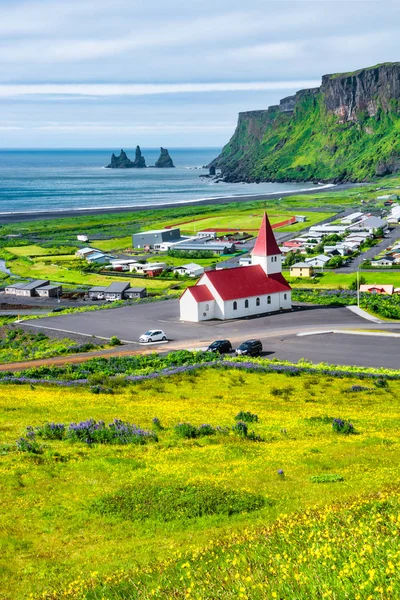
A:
207 339 233 354
235 339 262 357
139 330 167 343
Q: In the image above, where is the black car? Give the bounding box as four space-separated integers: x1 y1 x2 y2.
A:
235 339 263 357
207 339 233 354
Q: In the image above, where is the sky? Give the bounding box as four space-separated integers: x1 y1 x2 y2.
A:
0 0 399 148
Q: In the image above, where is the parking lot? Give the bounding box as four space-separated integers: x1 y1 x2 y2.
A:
22 301 400 369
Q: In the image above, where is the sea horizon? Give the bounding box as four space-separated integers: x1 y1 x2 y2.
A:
0 147 323 215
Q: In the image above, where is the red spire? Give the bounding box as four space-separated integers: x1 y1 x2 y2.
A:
251 212 281 257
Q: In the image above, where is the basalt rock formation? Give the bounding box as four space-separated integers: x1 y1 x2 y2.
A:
106 146 146 168
210 62 400 183
155 147 175 168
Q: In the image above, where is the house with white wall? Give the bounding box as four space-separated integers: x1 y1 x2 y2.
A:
179 213 291 322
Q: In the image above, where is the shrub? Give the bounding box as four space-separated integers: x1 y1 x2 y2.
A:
34 422 65 440
16 437 43 454
94 481 267 521
332 418 355 435
348 385 370 392
234 411 258 423
232 421 248 437
311 474 344 483
374 378 389 389
197 424 216 437
152 417 163 430
109 336 121 346
66 419 157 445
174 423 200 439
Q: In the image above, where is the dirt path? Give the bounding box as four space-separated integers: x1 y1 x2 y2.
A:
0 340 198 372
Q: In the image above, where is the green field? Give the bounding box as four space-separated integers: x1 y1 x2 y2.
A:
287 270 400 289
1 366 400 598
153 209 334 235
95 236 133 252
5 245 74 257
7 259 173 290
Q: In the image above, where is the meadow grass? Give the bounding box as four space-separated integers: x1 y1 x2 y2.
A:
95 236 133 252
153 209 333 234
5 259 173 290
1 368 400 598
5 245 74 257
288 270 400 289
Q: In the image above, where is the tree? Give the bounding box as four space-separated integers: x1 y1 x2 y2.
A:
349 275 367 291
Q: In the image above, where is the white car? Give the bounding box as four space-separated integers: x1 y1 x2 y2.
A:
139 330 167 343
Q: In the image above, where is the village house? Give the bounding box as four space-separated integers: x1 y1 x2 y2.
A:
86 252 115 265
290 262 314 278
179 212 291 322
75 247 100 258
360 284 396 295
304 255 331 268
173 263 205 278
371 257 397 267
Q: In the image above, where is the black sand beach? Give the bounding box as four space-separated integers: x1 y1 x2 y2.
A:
0 183 362 224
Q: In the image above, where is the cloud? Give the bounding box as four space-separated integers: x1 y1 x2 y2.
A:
0 81 321 98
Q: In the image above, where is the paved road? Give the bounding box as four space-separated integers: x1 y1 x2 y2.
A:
337 225 399 272
22 301 400 369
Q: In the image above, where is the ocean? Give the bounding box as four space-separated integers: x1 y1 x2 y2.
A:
0 148 321 215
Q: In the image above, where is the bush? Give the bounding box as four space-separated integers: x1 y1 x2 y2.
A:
174 423 199 439
374 378 389 389
94 481 267 521
232 421 248 437
235 411 258 423
16 437 43 454
332 418 355 435
109 336 121 346
34 422 66 440
66 419 157 445
310 474 344 483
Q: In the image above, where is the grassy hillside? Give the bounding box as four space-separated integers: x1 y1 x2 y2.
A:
216 93 400 183
1 367 400 598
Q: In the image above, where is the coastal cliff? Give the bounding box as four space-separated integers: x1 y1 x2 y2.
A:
211 62 400 182
155 147 175 168
106 146 146 168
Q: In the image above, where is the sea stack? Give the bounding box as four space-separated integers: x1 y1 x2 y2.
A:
106 149 135 168
132 145 146 168
155 147 175 168
106 146 146 168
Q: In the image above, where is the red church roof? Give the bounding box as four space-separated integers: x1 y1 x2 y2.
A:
251 212 281 257
202 265 290 301
185 285 214 302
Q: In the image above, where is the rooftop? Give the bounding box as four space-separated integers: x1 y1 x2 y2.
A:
202 265 290 301
251 212 281 257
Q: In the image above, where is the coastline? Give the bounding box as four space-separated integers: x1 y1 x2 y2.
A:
0 182 362 224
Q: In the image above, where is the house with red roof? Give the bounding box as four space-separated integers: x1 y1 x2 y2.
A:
180 212 292 322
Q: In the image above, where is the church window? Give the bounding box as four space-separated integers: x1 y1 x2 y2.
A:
284 294 287 300
256 297 260 306
245 299 249 308
267 296 271 304
233 301 237 310
205 304 209 311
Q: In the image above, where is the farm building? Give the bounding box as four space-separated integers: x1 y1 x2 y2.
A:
133 228 181 249
35 285 62 298
180 212 291 322
4 279 50 297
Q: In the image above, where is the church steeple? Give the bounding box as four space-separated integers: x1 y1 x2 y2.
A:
251 212 282 275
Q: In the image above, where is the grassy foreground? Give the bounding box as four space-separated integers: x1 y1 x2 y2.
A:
1 367 400 599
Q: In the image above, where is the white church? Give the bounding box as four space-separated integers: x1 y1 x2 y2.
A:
179 212 292 322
